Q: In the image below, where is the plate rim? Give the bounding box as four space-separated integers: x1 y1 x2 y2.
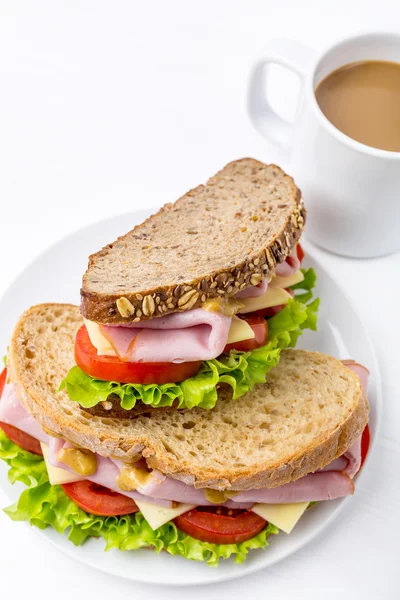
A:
0 213 382 587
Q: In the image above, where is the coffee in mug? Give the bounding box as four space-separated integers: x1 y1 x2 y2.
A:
315 60 400 152
248 34 400 257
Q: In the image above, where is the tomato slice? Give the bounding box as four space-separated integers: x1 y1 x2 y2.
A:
224 316 268 353
359 424 370 471
0 422 43 455
74 325 202 385
62 480 139 516
173 506 267 544
296 243 305 263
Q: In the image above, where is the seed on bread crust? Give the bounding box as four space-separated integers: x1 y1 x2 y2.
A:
173 285 182 298
291 200 305 229
142 294 156 317
250 273 262 286
178 290 199 310
116 297 135 318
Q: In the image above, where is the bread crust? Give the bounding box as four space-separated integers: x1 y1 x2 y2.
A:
8 304 369 492
80 159 306 324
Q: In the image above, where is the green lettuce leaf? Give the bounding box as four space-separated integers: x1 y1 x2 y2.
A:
291 267 317 304
268 268 320 348
0 430 278 566
0 429 48 487
59 268 319 411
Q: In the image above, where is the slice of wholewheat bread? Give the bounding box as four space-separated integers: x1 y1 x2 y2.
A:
81 159 305 324
7 304 368 491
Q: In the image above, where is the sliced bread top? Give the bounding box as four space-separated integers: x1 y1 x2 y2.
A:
8 304 368 491
81 159 305 324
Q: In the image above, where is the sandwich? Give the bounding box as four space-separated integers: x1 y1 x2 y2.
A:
60 159 319 417
0 304 370 566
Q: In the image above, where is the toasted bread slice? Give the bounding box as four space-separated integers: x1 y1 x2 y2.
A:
8 304 368 491
81 159 305 324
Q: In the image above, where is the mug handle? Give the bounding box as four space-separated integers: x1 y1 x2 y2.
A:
248 39 316 150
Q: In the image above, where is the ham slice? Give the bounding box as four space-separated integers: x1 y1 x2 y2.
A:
100 309 232 363
341 436 362 478
109 459 253 508
49 436 361 506
232 472 355 504
315 436 361 478
339 360 368 478
235 278 268 298
342 360 369 395
235 244 302 299
319 456 348 472
275 246 300 278
0 383 49 444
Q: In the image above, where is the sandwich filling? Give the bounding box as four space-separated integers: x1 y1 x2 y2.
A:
60 245 320 412
0 361 369 566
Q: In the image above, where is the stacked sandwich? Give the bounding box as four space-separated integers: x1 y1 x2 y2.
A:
0 159 369 566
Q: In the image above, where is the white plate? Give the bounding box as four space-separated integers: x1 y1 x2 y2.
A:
0 211 382 586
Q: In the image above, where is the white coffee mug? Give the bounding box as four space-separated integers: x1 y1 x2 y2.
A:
248 33 400 258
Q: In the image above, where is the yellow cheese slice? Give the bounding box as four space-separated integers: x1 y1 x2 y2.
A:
270 270 304 289
135 499 196 530
226 315 255 344
239 287 292 314
40 442 84 485
252 502 309 534
84 319 116 357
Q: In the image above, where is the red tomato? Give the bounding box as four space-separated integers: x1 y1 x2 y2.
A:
75 325 202 385
0 422 43 455
62 480 139 516
174 506 267 544
296 243 305 263
224 316 268 353
359 424 370 471
0 368 6 398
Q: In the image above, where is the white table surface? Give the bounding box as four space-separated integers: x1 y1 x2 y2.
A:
0 1 399 598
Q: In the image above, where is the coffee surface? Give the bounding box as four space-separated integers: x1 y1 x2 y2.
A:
315 60 400 152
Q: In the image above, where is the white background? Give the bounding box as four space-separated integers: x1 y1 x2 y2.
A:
0 1 399 598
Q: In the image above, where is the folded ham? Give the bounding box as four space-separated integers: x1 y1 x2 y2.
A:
274 246 301 278
235 278 268 298
45 434 361 505
0 383 49 444
233 472 355 503
231 245 301 299
100 309 232 363
342 360 369 395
